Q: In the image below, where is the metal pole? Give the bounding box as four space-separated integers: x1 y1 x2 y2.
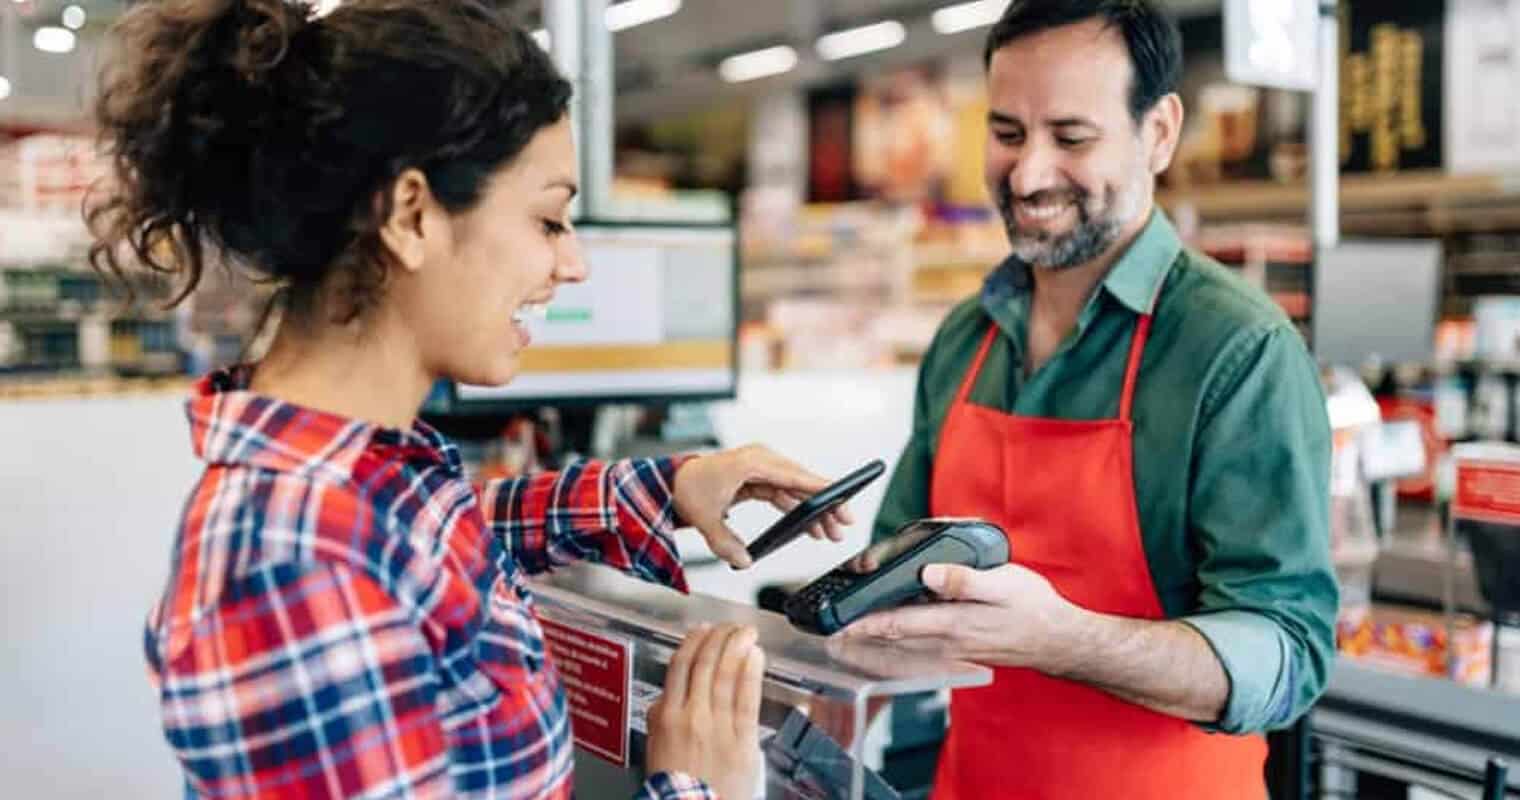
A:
1310 1 1340 250
543 0 584 219
3 2 18 96
579 0 614 220
1483 757 1509 800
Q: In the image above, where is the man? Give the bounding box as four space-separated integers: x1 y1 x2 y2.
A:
843 2 1338 798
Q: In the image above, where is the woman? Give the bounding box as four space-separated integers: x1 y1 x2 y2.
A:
88 2 849 797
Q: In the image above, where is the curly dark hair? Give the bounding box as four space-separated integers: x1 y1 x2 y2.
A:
86 0 573 321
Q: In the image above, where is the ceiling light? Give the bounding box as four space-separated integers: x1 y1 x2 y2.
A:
33 26 76 54
61 4 86 30
719 45 798 83
931 0 1006 35
531 28 550 50
816 20 906 62
0 77 11 101
605 0 681 33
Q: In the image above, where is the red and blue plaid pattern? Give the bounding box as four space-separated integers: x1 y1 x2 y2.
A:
145 366 715 799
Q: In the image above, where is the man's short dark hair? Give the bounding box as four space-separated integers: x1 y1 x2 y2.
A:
984 0 1183 125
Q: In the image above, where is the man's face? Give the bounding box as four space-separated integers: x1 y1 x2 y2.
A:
984 19 1167 271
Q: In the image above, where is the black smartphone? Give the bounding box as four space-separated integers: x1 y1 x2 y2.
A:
783 518 1009 635
744 459 886 562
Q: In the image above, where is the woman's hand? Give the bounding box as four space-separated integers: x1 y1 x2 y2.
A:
673 445 854 569
645 624 766 800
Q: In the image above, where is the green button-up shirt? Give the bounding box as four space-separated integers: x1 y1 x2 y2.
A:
874 210 1338 735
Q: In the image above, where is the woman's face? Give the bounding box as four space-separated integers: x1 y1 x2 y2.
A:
398 117 586 387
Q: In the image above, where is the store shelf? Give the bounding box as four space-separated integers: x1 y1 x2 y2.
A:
0 373 191 401
912 244 1006 270
1159 171 1520 235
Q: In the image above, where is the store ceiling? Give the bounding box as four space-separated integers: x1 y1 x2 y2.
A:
600 0 1225 122
0 0 1225 129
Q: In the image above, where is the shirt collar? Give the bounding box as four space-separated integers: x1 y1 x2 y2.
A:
981 208 1183 318
186 364 461 480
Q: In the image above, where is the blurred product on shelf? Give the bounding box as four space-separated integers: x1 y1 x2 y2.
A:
0 134 105 213
0 134 274 397
1323 367 1385 632
1336 604 1494 687
1474 295 1520 363
1188 224 1312 331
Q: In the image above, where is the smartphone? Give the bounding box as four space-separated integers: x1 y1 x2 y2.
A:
783 518 1008 635
744 459 886 562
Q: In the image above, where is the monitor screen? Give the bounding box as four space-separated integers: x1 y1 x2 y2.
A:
453 221 737 408
1313 239 1443 366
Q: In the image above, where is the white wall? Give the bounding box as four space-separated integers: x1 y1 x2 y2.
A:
0 368 919 796
0 393 197 798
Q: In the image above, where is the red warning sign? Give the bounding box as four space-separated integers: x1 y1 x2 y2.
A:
1454 460 1520 526
540 617 633 766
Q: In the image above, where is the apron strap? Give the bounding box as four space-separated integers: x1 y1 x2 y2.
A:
956 314 1152 420
954 323 1001 407
1118 315 1154 422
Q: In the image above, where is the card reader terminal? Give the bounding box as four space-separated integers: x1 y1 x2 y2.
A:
784 518 1009 635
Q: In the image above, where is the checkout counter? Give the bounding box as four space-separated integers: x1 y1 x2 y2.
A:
1307 375 1520 799
529 563 991 800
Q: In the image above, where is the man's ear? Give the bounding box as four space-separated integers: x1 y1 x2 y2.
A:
377 169 434 273
1145 93 1185 175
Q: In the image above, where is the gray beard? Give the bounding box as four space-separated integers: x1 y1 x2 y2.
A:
998 185 1125 271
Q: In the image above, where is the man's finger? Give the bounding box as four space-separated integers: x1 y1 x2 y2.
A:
839 603 963 640
922 563 1010 603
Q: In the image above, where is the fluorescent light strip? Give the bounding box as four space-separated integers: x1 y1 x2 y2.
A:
931 0 1006 35
719 45 798 83
33 26 76 54
816 20 906 62
606 0 681 33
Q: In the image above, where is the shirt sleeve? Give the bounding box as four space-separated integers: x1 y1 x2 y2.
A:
636 772 718 800
157 562 453 798
1178 324 1340 735
476 456 692 592
872 341 939 544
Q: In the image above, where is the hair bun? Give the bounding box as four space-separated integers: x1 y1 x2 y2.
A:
227 0 315 87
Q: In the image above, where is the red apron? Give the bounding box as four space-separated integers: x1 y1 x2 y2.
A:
929 316 1266 799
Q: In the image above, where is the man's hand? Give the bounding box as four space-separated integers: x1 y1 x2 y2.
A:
839 563 1082 673
839 562 1231 723
672 445 854 569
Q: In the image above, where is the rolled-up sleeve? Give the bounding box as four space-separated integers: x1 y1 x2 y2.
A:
1180 324 1339 735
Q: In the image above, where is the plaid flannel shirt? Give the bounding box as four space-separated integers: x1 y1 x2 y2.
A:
144 366 716 799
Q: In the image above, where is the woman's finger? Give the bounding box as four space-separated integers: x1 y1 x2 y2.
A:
710 626 757 716
687 624 740 714
663 624 712 706
734 643 765 737
742 448 832 496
